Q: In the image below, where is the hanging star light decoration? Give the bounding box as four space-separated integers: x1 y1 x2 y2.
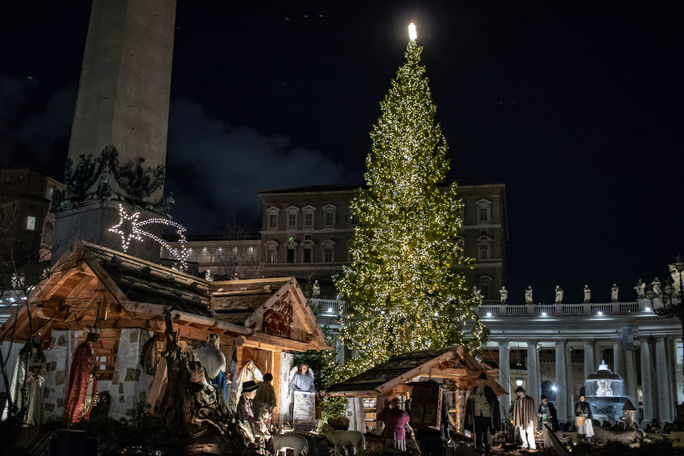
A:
108 204 190 271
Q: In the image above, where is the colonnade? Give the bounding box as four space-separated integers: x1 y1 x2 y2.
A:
496 336 680 423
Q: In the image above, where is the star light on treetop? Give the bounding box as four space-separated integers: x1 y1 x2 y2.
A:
108 204 190 271
408 22 417 41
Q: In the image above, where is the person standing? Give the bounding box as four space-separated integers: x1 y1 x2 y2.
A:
237 381 260 423
510 386 537 450
537 394 559 449
253 373 277 419
574 395 594 439
377 397 411 452
464 373 501 454
64 332 99 425
9 332 46 426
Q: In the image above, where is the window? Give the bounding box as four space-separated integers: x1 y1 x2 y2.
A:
475 199 492 224
303 247 313 263
323 205 337 227
232 246 239 256
481 284 490 299
198 247 212 263
266 207 280 230
248 246 255 256
479 244 489 259
267 247 277 264
288 212 297 228
25 216 36 231
478 276 493 300
480 230 488 237
303 206 315 228
322 239 336 262
287 247 296 263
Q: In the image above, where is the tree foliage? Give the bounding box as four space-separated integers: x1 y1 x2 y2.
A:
335 37 488 375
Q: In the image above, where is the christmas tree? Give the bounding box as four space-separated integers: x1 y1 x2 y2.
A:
335 24 487 375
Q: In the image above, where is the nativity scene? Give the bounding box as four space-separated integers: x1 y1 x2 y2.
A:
0 241 329 454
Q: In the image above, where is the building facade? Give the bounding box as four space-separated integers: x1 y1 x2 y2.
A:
313 282 683 425
0 168 64 282
163 183 507 300
479 294 682 425
258 184 507 299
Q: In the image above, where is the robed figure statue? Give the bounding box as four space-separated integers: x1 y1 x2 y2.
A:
64 332 99 424
10 333 46 426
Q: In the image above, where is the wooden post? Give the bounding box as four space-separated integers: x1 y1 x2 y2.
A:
147 357 167 411
272 350 282 420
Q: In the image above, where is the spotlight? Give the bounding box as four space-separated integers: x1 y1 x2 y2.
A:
516 379 523 387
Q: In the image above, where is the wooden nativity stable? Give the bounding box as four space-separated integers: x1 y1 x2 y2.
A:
328 346 506 433
0 240 329 423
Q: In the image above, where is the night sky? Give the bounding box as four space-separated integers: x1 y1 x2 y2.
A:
1 1 682 304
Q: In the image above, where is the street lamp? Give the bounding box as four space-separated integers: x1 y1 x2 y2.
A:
646 256 684 377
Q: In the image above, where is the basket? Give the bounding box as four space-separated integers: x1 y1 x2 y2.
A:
575 416 585 427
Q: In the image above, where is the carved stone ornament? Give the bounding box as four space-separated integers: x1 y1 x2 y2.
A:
53 146 173 215
262 297 293 338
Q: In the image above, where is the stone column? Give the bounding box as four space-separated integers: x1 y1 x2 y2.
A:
640 338 655 423
42 330 71 422
613 340 624 377
109 328 156 419
666 338 679 417
555 340 568 421
583 340 595 379
655 337 673 422
624 349 639 407
527 340 540 406
499 340 511 412
278 351 293 425
566 345 575 415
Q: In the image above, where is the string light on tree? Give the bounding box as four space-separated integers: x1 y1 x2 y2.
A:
108 204 190 270
335 22 487 378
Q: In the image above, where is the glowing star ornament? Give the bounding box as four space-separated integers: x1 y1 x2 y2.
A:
408 22 417 41
108 204 190 271
109 205 144 252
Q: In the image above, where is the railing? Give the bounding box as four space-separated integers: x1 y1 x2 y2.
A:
309 298 345 316
479 301 649 318
308 299 650 319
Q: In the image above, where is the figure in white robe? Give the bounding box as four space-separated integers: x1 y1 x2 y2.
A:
288 364 315 423
10 333 46 426
228 360 263 413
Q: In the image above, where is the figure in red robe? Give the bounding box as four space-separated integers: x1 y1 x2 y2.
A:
64 333 98 424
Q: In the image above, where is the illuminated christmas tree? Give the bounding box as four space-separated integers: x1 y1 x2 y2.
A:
335 24 487 375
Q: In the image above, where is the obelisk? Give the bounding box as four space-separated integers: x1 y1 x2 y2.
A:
54 0 177 262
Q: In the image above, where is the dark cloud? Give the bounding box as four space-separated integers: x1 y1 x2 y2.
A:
0 77 74 171
0 82 349 236
165 97 349 234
